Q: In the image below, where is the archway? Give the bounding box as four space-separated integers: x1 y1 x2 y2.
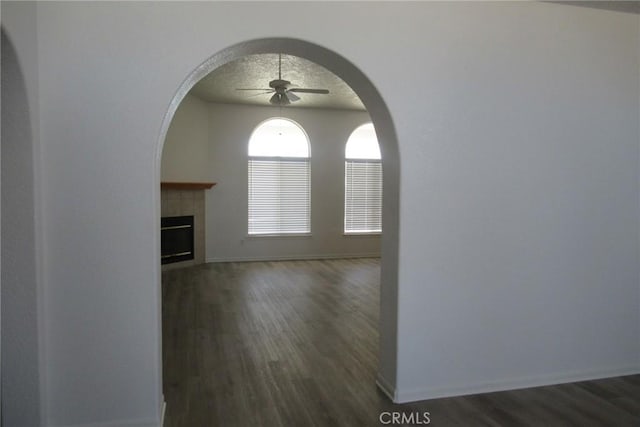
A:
155 38 400 402
1 29 43 426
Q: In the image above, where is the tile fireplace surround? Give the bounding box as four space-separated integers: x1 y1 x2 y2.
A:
160 183 214 270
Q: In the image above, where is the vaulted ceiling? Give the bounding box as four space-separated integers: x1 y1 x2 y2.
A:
189 54 366 111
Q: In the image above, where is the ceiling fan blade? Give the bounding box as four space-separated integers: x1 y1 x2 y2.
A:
286 91 300 102
236 88 272 91
246 90 275 98
288 88 330 94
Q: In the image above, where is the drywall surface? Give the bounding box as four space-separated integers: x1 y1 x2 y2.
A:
7 1 637 425
391 3 640 401
160 94 210 183
1 2 43 426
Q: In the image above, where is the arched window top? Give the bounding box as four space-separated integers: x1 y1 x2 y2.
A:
249 118 309 158
345 123 381 160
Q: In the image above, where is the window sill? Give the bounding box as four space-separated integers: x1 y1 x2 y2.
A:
246 233 312 239
343 232 382 236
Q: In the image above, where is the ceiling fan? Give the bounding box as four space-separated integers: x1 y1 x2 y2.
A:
236 54 330 106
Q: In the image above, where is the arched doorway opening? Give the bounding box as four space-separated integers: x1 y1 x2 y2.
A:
1 29 43 427
155 38 401 415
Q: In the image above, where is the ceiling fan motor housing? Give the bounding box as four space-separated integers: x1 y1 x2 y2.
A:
269 79 291 90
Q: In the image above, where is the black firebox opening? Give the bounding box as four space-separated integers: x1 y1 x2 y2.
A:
161 215 194 265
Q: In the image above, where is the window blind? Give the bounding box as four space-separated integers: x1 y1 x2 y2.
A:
248 158 310 235
344 159 382 233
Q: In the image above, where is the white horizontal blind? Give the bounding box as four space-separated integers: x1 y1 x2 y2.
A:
344 159 382 233
248 158 310 235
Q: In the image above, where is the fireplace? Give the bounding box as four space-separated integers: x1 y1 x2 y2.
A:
160 183 215 268
161 215 194 265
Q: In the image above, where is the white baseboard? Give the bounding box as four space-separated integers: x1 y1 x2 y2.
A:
393 364 640 404
206 252 380 263
56 401 166 427
60 418 160 427
376 372 397 402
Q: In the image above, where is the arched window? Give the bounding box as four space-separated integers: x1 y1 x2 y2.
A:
248 118 311 235
344 123 382 234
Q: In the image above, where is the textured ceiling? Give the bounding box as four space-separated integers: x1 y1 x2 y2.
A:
189 54 366 111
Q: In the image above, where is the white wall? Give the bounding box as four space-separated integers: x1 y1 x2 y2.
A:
206 104 379 261
2 2 638 426
1 2 43 425
160 94 210 183
393 3 640 401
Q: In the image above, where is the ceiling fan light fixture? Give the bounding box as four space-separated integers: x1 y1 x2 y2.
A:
270 92 290 106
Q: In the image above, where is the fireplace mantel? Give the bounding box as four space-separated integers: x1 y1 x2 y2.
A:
161 182 216 190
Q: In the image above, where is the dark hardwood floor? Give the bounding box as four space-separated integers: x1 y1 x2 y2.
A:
162 259 640 426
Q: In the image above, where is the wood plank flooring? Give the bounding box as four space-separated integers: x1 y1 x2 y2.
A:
162 259 640 426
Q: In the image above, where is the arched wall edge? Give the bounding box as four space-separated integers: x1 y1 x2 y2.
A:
153 37 401 401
